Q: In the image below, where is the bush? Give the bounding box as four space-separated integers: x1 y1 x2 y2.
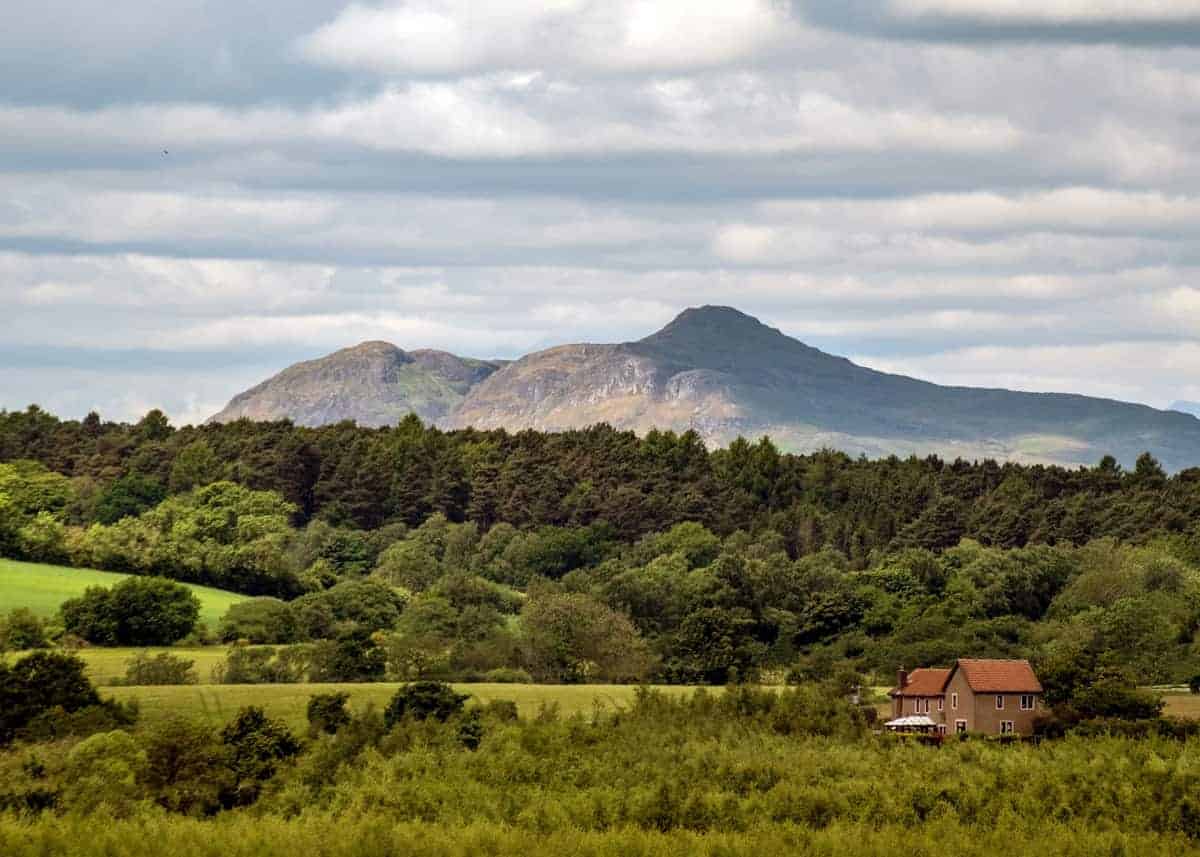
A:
60 577 200 646
0 651 100 744
483 667 533 684
120 651 198 686
220 707 301 806
217 599 299 645
61 730 147 815
384 682 468 727
308 630 385 683
0 608 49 651
141 716 228 815
212 645 308 685
306 692 351 737
292 580 407 640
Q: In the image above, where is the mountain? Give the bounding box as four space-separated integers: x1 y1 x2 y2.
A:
1170 401 1200 418
451 307 1200 469
211 307 1200 470
208 341 504 427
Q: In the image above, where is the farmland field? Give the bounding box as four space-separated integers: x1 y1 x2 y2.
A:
104 681 704 731
0 558 247 629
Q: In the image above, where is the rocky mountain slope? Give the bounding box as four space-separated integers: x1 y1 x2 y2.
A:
209 341 503 427
212 307 1200 469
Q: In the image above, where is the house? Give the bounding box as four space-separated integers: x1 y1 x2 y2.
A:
887 659 1044 736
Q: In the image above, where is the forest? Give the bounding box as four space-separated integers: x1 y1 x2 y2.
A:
1 405 1199 699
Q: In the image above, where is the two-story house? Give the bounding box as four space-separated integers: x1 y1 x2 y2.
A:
888 659 1044 736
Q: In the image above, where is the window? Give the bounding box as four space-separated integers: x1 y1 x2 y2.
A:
924 699 931 714
937 725 947 735
996 695 1005 710
1000 721 1014 735
955 720 967 734
937 697 944 712
1020 695 1035 711
951 693 958 710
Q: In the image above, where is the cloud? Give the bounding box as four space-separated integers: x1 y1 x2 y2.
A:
797 0 1200 43
298 0 794 76
857 341 1200 407
3 1 1200 430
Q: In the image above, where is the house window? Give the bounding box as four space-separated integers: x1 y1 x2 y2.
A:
937 725 947 735
1020 695 1035 711
924 699 931 714
951 693 958 710
1000 721 1014 735
937 698 944 712
996 695 1005 710
955 720 967 734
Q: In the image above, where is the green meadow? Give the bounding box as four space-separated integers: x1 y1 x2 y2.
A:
0 558 247 629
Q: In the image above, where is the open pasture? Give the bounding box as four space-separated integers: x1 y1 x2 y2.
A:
0 558 247 629
104 681 705 731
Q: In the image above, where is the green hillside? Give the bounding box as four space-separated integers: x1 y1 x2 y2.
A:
0 558 247 630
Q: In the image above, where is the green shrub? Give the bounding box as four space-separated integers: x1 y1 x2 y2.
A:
0 651 100 744
0 608 49 651
60 576 200 646
220 707 301 806
384 681 468 727
212 645 307 685
218 598 299 644
119 651 198 686
61 730 147 815
307 630 385 682
306 692 351 737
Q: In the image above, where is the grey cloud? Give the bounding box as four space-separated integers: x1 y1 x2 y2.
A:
795 0 1200 44
2 2 1200 422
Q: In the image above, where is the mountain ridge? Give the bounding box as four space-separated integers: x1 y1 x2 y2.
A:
210 306 1200 470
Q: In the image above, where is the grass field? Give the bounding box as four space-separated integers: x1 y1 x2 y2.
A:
0 558 247 629
68 646 231 685
104 682 703 731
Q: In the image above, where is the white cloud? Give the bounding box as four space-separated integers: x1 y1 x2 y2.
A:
298 0 793 76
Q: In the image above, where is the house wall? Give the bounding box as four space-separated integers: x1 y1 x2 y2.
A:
943 668 1040 735
894 694 947 725
945 670 974 733
971 691 1040 735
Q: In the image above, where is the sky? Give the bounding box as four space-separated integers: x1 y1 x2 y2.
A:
4 0 1200 425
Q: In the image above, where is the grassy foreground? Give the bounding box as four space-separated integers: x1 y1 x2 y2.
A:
0 817 1188 857
0 558 247 628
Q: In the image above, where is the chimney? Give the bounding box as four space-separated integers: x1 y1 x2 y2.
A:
897 668 908 690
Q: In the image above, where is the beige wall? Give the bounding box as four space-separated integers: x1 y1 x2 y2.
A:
893 694 947 726
944 669 1040 735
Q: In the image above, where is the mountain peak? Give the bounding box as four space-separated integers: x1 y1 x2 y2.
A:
338 340 408 359
641 306 785 347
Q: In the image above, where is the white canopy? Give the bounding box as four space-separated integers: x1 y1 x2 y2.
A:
884 715 937 729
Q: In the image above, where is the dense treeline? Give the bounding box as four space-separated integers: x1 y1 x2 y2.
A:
3 405 1199 558
5 406 1200 691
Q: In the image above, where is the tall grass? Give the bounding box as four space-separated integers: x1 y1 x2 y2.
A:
0 816 1193 857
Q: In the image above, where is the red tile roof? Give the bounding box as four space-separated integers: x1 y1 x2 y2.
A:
954 659 1043 693
889 668 951 697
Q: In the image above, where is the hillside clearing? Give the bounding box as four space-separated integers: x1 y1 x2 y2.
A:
0 558 248 629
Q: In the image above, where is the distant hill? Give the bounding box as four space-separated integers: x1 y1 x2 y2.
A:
212 307 1200 470
1170 401 1200 418
209 341 505 427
